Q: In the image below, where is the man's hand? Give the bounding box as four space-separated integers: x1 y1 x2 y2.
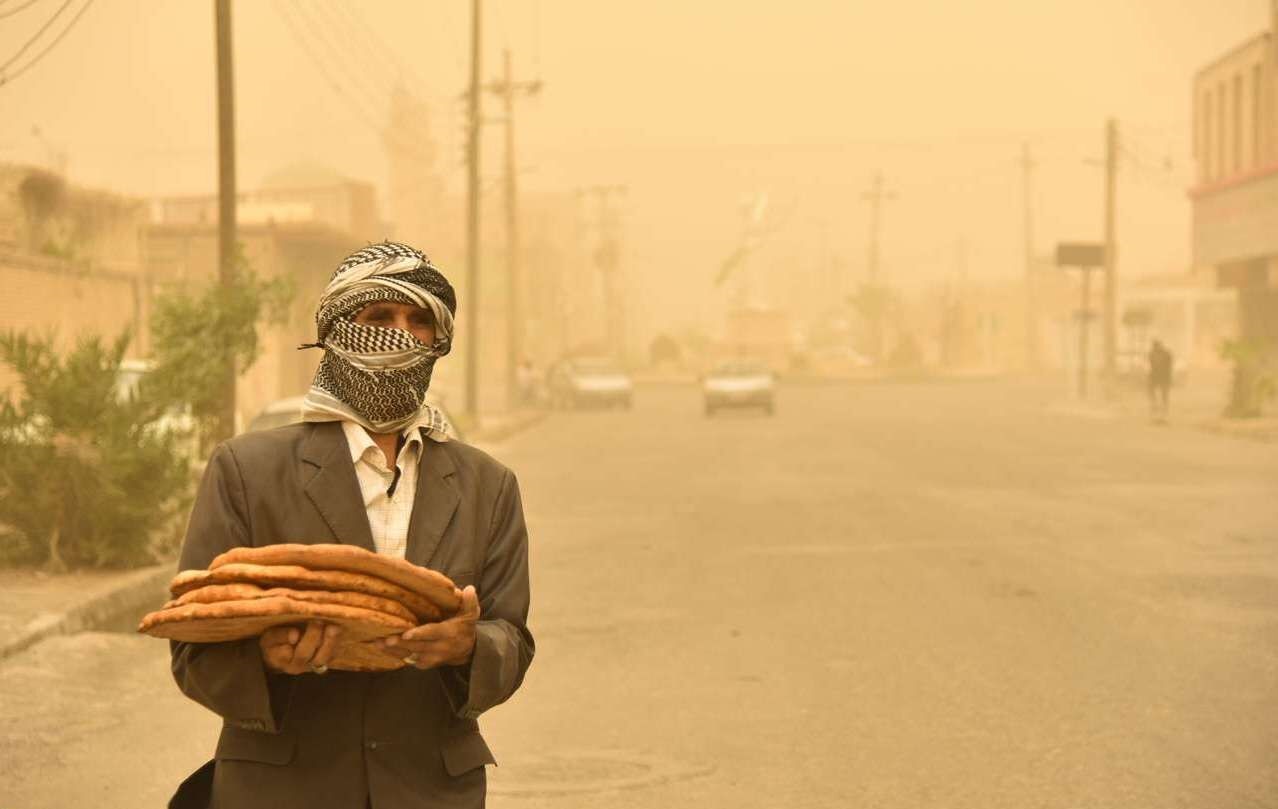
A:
382 585 480 669
259 621 342 674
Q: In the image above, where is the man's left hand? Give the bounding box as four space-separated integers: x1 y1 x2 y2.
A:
382 585 480 669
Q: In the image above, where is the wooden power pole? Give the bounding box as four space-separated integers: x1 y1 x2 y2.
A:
862 171 894 285
1102 118 1118 380
463 0 482 419
861 171 895 361
214 0 237 442
486 49 541 410
1021 142 1039 372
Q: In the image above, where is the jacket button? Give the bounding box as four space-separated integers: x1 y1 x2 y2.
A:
366 741 378 750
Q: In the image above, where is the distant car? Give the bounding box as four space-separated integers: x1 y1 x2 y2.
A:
116 359 200 459
703 361 775 416
243 393 464 441
548 358 633 409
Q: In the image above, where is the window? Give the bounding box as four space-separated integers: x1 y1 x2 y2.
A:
1203 89 1214 181
1234 74 1244 174
1219 81 1229 179
1254 64 1265 167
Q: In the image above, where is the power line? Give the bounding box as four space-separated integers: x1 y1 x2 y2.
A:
0 0 92 87
1 0 71 73
319 0 411 90
286 1 391 112
308 0 402 93
0 0 46 21
272 2 385 134
309 1 456 113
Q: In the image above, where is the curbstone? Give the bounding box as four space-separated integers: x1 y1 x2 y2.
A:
469 410 548 445
0 563 172 662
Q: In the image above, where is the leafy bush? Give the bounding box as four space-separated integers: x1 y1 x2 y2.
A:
0 331 193 570
146 262 293 452
1221 338 1277 418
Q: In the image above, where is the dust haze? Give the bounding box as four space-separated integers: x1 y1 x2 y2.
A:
1 1 1276 807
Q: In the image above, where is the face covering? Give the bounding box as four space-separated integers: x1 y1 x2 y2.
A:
299 242 457 436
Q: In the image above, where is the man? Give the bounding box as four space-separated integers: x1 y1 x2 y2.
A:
169 242 533 809
1148 338 1173 421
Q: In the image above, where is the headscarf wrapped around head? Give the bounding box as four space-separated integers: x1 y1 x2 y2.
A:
300 242 458 437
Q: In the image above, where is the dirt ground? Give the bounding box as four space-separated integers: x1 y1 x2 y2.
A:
1 379 1275 808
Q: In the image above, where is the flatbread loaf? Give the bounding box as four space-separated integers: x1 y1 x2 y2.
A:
209 544 460 615
138 596 413 646
169 564 441 623
329 639 412 672
169 583 417 624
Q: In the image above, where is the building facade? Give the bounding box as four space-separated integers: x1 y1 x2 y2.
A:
1191 4 1278 356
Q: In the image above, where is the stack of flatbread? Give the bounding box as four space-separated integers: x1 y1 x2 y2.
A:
138 544 460 672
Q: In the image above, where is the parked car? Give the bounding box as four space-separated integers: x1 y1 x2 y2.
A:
243 393 464 441
547 358 633 409
703 360 775 416
116 359 201 459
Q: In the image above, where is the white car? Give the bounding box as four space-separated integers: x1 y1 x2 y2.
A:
703 361 776 416
548 359 633 410
244 394 464 441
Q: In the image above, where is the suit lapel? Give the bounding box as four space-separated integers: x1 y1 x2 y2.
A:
300 422 377 553
405 435 460 568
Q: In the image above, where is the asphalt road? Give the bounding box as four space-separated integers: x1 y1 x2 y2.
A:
1 379 1275 808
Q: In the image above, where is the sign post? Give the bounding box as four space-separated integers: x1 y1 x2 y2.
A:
1055 242 1107 399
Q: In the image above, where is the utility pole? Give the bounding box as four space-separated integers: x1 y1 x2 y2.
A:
1102 118 1118 382
463 0 482 419
214 0 237 442
861 172 894 361
1021 142 1039 372
861 171 894 284
578 185 627 359
485 49 541 411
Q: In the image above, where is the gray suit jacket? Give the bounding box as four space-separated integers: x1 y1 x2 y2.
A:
169 422 533 809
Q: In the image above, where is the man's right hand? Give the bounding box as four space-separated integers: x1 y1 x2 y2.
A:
259 621 342 674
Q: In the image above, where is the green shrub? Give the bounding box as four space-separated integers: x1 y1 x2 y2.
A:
0 331 192 570
146 262 293 452
1221 338 1277 419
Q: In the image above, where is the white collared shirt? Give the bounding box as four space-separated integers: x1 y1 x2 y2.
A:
340 420 423 559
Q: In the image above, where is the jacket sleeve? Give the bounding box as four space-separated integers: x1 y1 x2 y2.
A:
169 443 292 734
441 468 535 720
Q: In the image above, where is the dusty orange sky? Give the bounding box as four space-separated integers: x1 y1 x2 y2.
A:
0 0 1268 335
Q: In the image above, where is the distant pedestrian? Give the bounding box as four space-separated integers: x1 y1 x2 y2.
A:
516 358 540 407
1148 339 1173 421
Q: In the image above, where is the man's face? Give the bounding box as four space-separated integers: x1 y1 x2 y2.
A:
353 301 437 347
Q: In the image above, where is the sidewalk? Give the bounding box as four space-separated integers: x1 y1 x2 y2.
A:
1046 374 1278 442
0 563 172 662
0 408 551 665
469 407 549 446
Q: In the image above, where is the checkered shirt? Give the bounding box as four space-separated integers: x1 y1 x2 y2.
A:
340 420 424 560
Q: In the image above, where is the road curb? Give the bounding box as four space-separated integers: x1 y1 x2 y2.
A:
0 563 172 662
470 410 548 444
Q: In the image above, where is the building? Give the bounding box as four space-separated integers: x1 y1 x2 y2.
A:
153 166 382 238
1190 5 1278 362
0 164 152 395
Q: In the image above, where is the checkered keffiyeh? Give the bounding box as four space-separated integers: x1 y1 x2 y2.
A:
300 242 458 437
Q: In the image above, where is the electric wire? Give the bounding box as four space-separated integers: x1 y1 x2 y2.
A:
272 1 386 135
0 0 92 87
0 0 71 73
287 0 391 109
0 0 45 22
